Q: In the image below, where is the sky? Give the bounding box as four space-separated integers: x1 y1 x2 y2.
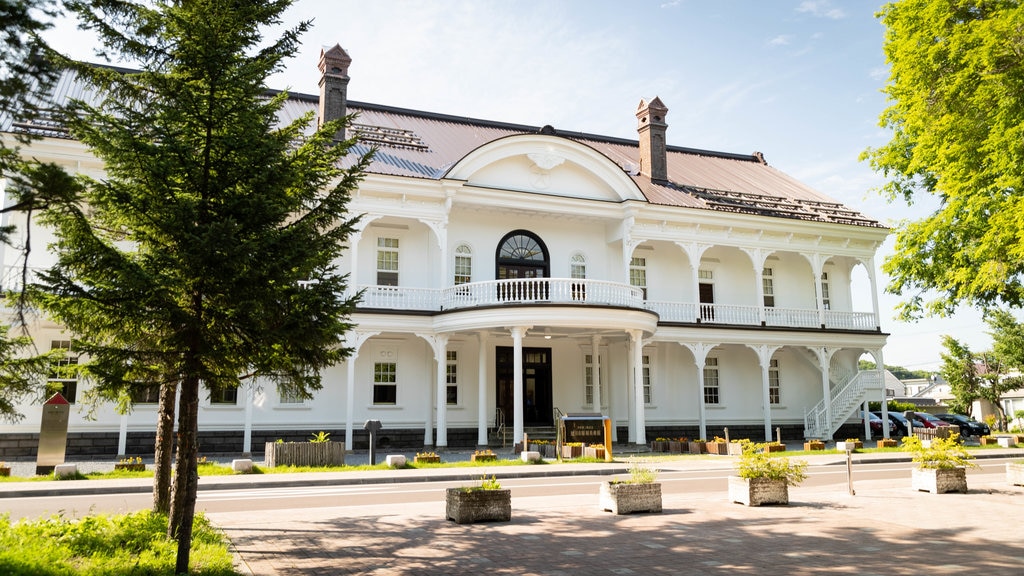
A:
42 0 995 371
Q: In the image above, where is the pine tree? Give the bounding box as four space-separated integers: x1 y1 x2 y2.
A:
33 1 368 572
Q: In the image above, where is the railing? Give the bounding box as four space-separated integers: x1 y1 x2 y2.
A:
359 285 439 310
804 370 885 439
824 310 878 331
438 278 644 310
764 307 820 328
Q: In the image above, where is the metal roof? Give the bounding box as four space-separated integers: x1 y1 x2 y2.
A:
3 69 883 229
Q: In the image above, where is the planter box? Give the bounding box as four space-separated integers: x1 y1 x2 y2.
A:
876 439 898 449
707 441 728 455
650 441 668 452
445 488 511 524
1007 462 1024 486
265 441 345 467
0 466 10 477
688 441 707 454
414 455 441 464
584 446 606 460
668 441 684 453
598 481 662 514
729 476 789 506
912 467 968 494
836 441 863 451
561 445 583 459
980 436 998 445
543 445 557 459
471 453 498 463
997 436 1017 448
803 441 825 451
763 444 785 454
114 463 146 472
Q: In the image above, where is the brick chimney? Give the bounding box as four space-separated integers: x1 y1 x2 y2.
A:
318 44 352 141
636 97 668 182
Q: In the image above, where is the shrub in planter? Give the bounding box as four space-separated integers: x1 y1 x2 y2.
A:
688 440 708 454
651 438 669 452
414 452 441 464
0 462 10 477
471 449 498 463
729 440 807 506
446 475 511 524
803 440 825 451
599 460 661 514
903 434 975 494
114 456 146 472
876 438 898 449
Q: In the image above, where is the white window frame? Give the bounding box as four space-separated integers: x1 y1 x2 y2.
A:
454 244 472 286
445 350 458 406
768 358 780 405
376 237 399 286
48 340 78 404
762 267 775 308
820 271 831 310
630 257 647 299
642 353 653 405
373 361 398 405
703 357 720 405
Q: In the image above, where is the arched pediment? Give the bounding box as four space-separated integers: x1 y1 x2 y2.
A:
443 134 645 202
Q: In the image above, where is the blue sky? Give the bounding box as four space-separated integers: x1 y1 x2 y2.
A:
44 0 993 371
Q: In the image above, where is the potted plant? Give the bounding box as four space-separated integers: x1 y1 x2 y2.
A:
584 443 606 460
763 441 785 454
1007 459 1024 486
446 475 511 524
803 440 825 451
471 448 498 463
728 440 807 506
599 459 662 514
876 438 898 449
0 461 10 477
707 436 728 455
836 438 863 451
114 456 146 472
561 442 583 459
651 437 669 452
903 434 975 494
414 451 441 464
980 435 998 446
667 437 684 453
688 439 708 454
265 431 345 467
676 437 690 454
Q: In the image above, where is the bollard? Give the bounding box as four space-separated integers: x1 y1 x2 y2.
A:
846 445 855 496
364 419 382 465
724 427 730 444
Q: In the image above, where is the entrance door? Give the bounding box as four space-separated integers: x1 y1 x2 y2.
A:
699 282 715 321
496 347 552 427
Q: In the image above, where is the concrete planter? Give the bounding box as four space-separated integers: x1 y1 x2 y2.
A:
836 441 863 451
997 436 1017 448
598 481 662 514
912 467 967 494
1006 462 1024 486
445 488 511 524
729 476 789 506
264 441 345 467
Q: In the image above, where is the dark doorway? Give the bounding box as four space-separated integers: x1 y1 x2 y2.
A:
699 282 715 321
496 346 552 427
496 230 549 301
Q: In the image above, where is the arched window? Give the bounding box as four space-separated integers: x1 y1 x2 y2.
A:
454 244 472 285
495 230 549 279
570 253 586 301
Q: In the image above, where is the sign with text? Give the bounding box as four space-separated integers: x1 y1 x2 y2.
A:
561 413 612 462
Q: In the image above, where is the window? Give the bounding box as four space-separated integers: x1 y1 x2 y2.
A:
703 357 720 405
446 351 458 405
131 384 160 404
571 253 586 300
768 358 780 404
820 272 831 310
584 354 595 405
698 269 714 321
642 354 652 404
454 244 472 285
210 384 238 405
278 385 306 405
48 340 78 403
762 268 775 308
376 237 399 286
630 257 647 299
373 362 397 404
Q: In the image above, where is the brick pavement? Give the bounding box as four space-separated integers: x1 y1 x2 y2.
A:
210 470 1024 576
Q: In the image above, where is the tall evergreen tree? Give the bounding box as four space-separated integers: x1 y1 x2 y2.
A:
33 1 368 572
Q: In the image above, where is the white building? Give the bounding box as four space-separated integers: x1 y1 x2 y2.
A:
0 45 890 458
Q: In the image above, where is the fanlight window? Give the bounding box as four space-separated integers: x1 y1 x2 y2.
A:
499 234 545 260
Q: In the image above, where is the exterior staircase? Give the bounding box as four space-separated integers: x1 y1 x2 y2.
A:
804 370 884 439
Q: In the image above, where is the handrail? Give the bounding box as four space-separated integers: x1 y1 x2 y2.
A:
493 407 506 448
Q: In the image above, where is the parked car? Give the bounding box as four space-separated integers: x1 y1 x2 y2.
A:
873 411 913 436
911 412 952 429
934 413 990 437
861 411 896 435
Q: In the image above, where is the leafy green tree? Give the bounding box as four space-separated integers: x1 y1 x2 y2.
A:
33 1 368 572
939 335 985 416
863 0 1024 319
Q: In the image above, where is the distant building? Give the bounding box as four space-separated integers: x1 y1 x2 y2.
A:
0 44 891 458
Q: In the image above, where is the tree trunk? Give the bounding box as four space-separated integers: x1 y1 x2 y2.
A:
152 379 177 514
169 374 200 575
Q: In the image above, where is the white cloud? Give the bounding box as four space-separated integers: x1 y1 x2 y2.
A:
796 0 846 20
768 35 793 47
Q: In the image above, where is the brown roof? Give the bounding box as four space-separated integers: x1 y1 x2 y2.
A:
4 70 883 228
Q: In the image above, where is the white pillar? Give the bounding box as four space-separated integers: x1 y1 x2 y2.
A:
630 330 646 446
686 342 713 442
243 380 254 455
863 400 872 440
427 334 450 447
477 331 488 446
866 257 881 330
756 346 776 442
345 353 358 451
817 347 837 440
591 334 603 414
512 326 526 444
347 230 362 297
117 413 128 458
875 347 889 439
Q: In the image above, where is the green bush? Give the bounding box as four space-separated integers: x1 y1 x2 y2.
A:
735 440 807 485
902 434 977 469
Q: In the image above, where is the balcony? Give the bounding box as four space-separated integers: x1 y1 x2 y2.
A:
357 278 879 331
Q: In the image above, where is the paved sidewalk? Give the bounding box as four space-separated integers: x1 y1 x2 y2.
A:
210 471 1024 576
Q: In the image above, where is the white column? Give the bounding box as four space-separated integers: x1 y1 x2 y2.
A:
817 347 837 440
424 334 450 447
345 352 358 451
687 343 712 442
347 230 362 298
243 380 254 455
511 326 526 444
591 334 603 415
630 330 646 445
866 257 881 330
477 331 488 446
755 345 779 442
863 400 872 440
875 347 889 439
809 255 826 328
117 413 128 458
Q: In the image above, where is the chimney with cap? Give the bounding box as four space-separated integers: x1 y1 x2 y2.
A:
636 97 668 182
318 44 352 141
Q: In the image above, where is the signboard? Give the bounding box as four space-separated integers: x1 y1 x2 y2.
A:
37 392 70 475
560 413 612 462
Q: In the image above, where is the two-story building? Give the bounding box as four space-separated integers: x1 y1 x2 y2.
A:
0 44 890 458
